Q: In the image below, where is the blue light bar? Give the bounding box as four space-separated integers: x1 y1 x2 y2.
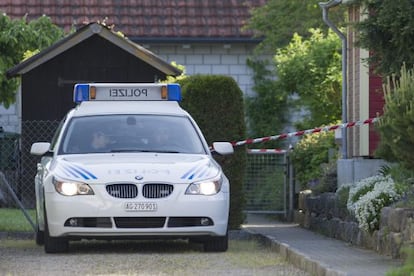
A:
73 84 90 103
167 83 182 101
73 83 182 103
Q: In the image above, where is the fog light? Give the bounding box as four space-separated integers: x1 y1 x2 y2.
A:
69 218 78 226
200 218 210 226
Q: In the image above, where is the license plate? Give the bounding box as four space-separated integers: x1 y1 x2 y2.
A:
124 202 157 212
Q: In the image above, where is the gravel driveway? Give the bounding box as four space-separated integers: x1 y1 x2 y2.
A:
0 237 309 275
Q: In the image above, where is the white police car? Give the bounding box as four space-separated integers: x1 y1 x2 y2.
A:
30 83 233 253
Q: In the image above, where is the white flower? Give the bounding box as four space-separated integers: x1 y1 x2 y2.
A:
344 175 400 232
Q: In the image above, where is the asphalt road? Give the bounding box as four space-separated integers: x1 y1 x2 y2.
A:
0 238 309 276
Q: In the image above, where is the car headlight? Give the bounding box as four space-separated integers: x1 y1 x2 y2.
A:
53 177 94 196
185 177 222 196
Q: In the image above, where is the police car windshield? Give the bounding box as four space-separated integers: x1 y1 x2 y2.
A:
58 115 206 155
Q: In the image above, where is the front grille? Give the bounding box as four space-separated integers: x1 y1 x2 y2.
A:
114 217 166 228
142 184 174 198
106 184 138 198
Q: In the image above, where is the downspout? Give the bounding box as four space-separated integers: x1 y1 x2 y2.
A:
319 0 348 159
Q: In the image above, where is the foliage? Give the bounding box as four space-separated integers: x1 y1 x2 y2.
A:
290 129 338 191
244 59 288 148
244 0 345 51
178 75 246 229
163 61 186 83
346 175 400 233
0 14 65 107
376 64 414 171
355 0 414 76
314 160 338 194
383 163 414 208
336 183 352 210
387 246 414 276
275 29 342 130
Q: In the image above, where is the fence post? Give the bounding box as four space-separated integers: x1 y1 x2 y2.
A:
287 149 294 221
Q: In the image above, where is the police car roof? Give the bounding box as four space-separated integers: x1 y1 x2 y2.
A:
71 101 187 117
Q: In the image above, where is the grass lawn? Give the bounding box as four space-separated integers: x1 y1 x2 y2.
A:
0 208 36 232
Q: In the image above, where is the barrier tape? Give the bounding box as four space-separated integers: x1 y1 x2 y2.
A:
231 117 379 147
247 149 287 154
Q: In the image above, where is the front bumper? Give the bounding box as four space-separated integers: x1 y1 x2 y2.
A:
44 184 229 238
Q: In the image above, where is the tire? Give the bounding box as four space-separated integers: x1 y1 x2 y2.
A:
203 234 228 252
43 207 69 253
35 224 44 246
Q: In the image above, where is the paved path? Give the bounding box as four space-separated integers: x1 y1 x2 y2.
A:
241 214 402 276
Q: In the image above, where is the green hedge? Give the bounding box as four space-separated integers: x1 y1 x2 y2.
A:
178 75 246 229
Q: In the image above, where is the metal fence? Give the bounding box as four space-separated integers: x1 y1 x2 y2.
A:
0 120 60 209
0 121 294 218
243 150 289 216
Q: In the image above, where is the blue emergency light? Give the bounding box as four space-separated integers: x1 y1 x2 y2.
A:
73 83 182 103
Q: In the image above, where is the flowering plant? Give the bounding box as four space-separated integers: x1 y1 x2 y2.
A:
345 175 400 232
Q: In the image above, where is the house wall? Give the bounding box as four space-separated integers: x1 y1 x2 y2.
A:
0 86 21 134
143 43 258 96
347 5 370 158
338 4 386 187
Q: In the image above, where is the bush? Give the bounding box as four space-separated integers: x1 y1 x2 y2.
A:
376 64 414 172
290 130 338 191
178 75 247 229
346 175 400 233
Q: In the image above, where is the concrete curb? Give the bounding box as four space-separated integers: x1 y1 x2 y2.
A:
241 228 347 276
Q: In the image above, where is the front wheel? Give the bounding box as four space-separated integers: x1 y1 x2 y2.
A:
35 224 44 246
43 207 69 253
203 234 228 252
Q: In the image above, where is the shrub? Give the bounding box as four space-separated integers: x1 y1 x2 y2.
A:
346 175 400 233
290 130 338 191
178 75 247 229
376 64 414 173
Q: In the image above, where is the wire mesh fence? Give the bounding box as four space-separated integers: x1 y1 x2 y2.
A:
243 151 288 215
0 120 60 209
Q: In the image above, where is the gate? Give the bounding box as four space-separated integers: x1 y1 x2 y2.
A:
244 149 293 217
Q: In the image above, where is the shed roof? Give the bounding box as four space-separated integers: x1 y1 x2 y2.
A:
6 22 182 78
0 0 266 43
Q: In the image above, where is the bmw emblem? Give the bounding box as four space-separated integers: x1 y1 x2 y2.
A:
135 175 144 181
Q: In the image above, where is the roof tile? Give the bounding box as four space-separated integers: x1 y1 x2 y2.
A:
0 0 266 39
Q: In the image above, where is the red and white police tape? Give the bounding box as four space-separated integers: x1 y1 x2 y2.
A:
231 117 379 148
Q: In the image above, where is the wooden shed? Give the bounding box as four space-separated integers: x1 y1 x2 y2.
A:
7 22 181 121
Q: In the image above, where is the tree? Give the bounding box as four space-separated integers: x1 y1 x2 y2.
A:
245 0 345 51
244 59 289 147
355 0 414 76
0 14 65 107
275 29 342 129
244 0 345 140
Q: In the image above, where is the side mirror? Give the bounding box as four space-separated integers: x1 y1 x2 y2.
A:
30 142 51 156
212 142 234 155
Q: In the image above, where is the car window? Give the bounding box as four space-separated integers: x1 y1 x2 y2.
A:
58 115 206 155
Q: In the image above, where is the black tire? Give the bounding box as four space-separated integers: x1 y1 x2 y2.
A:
203 234 228 252
35 224 44 246
43 207 69 253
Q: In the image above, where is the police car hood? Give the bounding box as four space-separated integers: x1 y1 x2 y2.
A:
52 153 220 183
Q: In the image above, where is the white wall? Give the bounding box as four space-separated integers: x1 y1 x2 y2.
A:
144 43 259 97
